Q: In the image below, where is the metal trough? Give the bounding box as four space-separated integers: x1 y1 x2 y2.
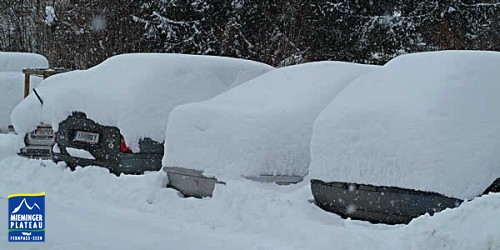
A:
164 167 224 198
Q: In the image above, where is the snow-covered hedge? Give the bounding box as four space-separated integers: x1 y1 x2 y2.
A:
11 53 273 151
309 51 500 200
0 52 48 130
164 62 378 179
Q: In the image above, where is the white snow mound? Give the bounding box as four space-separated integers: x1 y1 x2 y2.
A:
1 139 499 249
66 147 96 160
0 52 48 130
10 53 273 151
0 52 48 72
164 62 378 178
0 134 17 159
309 50 500 200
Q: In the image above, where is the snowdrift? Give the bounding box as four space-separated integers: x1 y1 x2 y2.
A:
0 145 499 249
0 134 17 159
0 52 48 130
309 51 500 200
164 62 378 178
11 53 273 151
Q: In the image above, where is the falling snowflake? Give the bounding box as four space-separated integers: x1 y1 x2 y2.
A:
91 16 107 31
346 204 357 214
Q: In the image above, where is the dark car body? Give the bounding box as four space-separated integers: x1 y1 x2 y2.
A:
311 178 500 224
53 112 163 175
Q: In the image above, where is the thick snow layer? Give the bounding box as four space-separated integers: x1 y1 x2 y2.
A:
309 51 500 200
0 136 499 249
164 62 378 178
0 52 48 73
0 52 48 130
0 134 16 159
11 53 273 151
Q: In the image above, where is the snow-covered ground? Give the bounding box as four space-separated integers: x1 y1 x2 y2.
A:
0 134 499 249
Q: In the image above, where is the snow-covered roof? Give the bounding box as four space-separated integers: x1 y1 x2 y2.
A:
164 61 379 178
0 52 48 72
0 52 48 129
309 50 500 200
11 53 273 150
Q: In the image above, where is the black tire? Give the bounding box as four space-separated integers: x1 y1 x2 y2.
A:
65 162 77 171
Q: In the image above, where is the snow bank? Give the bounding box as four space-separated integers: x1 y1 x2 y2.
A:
0 52 48 130
10 53 273 151
309 51 500 200
164 62 378 178
0 145 499 249
0 134 17 159
403 193 500 249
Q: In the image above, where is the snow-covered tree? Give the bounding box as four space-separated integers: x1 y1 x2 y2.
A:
0 0 498 68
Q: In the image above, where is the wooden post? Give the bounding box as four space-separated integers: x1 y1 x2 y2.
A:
22 68 71 98
24 72 30 98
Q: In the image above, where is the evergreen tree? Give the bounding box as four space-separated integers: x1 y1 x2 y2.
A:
0 0 498 68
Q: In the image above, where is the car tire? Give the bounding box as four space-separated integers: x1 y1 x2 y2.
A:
65 162 77 171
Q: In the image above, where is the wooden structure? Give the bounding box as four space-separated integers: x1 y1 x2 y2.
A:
22 68 70 98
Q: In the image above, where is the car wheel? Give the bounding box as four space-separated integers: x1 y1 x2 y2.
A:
65 162 77 171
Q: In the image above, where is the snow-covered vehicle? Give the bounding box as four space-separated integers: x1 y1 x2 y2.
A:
163 61 378 198
54 111 165 174
19 123 54 159
309 51 500 224
11 53 273 175
0 52 48 132
18 68 70 159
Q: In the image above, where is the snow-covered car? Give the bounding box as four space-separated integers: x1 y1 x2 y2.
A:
11 53 273 175
163 61 379 198
18 123 54 158
18 68 70 159
309 51 500 224
0 52 48 132
53 111 165 173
